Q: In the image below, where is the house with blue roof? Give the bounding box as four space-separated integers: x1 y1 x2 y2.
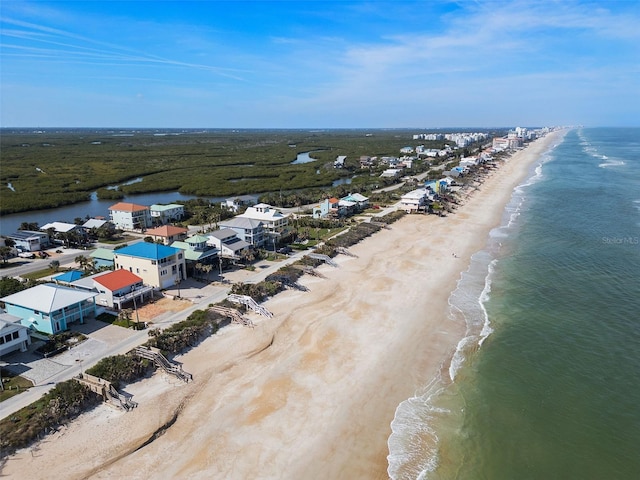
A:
53 270 84 284
113 242 186 289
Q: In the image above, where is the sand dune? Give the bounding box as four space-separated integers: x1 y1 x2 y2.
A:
1 130 564 479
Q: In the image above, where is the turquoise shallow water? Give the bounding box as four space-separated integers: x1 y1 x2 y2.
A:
388 128 640 479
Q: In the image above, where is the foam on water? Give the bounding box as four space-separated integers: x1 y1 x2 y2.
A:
387 137 564 480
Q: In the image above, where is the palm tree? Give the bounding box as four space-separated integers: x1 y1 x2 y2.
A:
49 260 60 272
194 262 203 279
75 255 92 273
202 264 213 282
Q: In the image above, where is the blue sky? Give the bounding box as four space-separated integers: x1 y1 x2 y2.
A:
1 0 639 128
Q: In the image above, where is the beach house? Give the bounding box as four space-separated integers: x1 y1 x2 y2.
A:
0 311 31 356
7 230 50 252
113 242 185 289
90 248 115 269
206 229 251 260
145 225 189 245
108 202 152 231
400 188 430 213
1 284 98 335
237 203 289 239
150 204 184 225
90 269 153 311
221 194 260 213
217 216 265 246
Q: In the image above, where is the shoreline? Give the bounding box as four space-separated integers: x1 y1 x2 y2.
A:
0 130 566 479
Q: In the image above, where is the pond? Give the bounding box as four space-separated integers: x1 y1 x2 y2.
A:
291 150 327 164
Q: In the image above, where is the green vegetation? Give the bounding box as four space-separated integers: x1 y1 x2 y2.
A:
147 309 222 353
35 332 88 357
0 276 40 297
0 380 100 457
85 355 152 390
0 369 33 402
0 128 481 215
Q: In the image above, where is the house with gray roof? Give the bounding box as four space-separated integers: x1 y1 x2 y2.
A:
207 229 251 259
218 216 265 247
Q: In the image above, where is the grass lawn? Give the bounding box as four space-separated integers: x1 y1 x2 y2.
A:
21 267 62 280
0 369 33 402
96 312 144 330
100 234 139 245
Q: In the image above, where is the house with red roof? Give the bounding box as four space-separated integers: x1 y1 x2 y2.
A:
91 269 154 310
108 202 152 231
145 225 189 245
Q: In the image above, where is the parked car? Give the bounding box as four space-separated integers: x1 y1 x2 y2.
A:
18 252 36 259
277 246 292 254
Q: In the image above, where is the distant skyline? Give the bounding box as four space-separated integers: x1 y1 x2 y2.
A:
1 1 639 129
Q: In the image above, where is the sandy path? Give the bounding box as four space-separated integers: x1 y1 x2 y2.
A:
0 131 564 480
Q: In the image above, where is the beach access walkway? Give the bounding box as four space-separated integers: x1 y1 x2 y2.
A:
0 248 315 421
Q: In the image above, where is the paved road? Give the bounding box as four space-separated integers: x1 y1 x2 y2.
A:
0 248 311 420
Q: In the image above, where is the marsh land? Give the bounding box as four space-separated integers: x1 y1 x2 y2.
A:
0 128 503 215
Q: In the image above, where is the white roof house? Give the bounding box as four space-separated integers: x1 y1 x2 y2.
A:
400 188 429 212
83 218 108 230
41 222 81 233
237 203 289 235
1 283 98 335
0 311 31 356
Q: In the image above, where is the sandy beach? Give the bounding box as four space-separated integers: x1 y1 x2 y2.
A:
1 131 564 480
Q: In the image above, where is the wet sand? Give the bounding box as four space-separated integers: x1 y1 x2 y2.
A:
1 130 564 479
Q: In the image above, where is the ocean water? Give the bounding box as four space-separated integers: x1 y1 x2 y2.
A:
388 128 640 479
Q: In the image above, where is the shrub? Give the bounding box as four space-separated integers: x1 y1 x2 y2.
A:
0 380 100 458
146 309 221 354
85 355 153 390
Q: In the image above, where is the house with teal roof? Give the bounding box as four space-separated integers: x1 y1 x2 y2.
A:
90 247 115 269
171 234 219 276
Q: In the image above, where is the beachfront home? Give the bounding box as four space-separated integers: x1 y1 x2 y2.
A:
400 189 430 213
145 225 189 245
90 248 115 269
90 269 153 311
217 216 265 247
113 242 185 289
237 203 289 238
1 284 98 335
171 234 219 262
150 204 184 225
108 202 152 231
341 193 369 210
206 229 251 260
0 311 32 356
7 230 50 252
312 197 340 219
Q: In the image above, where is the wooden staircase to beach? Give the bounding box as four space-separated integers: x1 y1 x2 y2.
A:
75 373 138 411
133 346 193 383
307 253 338 267
335 247 357 258
227 294 273 318
208 305 254 328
